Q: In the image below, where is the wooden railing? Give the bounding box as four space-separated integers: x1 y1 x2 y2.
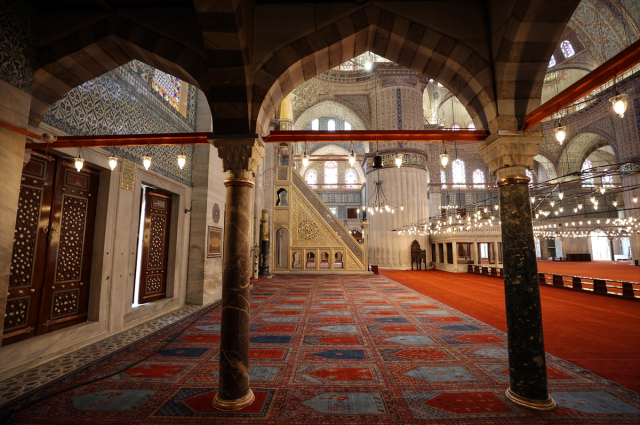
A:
467 265 639 300
537 273 639 300
467 265 504 277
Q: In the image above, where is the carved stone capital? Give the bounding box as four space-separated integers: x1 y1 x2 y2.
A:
211 137 265 178
478 132 542 182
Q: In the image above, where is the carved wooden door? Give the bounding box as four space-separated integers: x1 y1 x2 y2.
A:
37 159 99 335
3 155 55 345
138 189 171 304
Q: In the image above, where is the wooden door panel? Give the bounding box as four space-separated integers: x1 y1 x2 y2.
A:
38 161 99 335
138 189 171 304
3 154 55 345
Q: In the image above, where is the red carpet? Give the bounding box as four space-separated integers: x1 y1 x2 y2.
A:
380 269 640 393
4 274 640 424
537 260 640 282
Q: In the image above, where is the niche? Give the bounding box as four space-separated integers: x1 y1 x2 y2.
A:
276 188 288 206
275 227 289 269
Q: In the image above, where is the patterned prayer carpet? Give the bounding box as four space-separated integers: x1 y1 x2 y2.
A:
2 274 640 424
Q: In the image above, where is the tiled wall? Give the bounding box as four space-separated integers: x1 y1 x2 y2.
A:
42 60 197 186
0 0 36 95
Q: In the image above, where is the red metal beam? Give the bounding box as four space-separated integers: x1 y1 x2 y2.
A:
523 39 640 131
24 133 212 150
263 130 488 143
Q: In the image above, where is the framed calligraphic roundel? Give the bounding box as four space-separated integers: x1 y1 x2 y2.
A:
212 203 220 223
298 220 318 240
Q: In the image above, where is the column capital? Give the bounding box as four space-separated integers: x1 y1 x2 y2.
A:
211 137 265 177
478 131 542 184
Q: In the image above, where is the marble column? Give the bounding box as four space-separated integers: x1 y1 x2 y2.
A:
480 133 556 411
211 138 265 410
608 237 615 261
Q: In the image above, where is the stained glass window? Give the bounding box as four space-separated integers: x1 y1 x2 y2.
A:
452 125 460 130
548 55 556 68
452 159 465 186
525 169 534 186
328 120 335 131
561 40 575 58
601 169 613 187
312 119 319 130
345 169 357 188
324 161 338 188
473 169 484 187
345 122 352 130
441 170 446 187
152 69 181 111
305 170 317 188
581 159 593 187
468 123 475 130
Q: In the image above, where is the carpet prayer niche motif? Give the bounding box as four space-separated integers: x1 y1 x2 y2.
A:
2 275 640 424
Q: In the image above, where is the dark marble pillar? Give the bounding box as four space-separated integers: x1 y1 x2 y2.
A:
498 177 556 411
211 139 264 410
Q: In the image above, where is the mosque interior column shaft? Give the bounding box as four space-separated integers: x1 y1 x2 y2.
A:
481 134 556 412
211 138 265 410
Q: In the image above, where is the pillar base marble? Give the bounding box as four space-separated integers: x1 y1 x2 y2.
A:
505 387 557 412
213 389 255 411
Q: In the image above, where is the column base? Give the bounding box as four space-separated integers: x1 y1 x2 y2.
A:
505 387 556 412
212 389 255 411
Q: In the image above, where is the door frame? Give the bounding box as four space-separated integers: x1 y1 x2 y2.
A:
0 145 192 379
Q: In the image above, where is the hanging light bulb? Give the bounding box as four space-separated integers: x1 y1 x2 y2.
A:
400 205 404 211
609 93 628 118
558 192 564 200
395 153 403 168
590 196 596 204
550 201 555 207
143 156 152 170
559 207 563 213
531 197 535 203
573 207 578 213
440 152 449 167
600 187 605 195
494 204 499 210
302 153 310 168
364 61 372 70
554 125 567 144
177 154 186 170
74 157 84 172
613 201 618 207
348 150 356 167
634 193 638 204
578 203 582 210
108 156 118 171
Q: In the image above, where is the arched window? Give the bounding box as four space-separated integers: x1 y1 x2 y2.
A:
452 124 460 130
152 69 182 111
324 161 338 188
440 170 446 187
452 159 465 186
305 169 317 188
548 55 556 68
468 123 475 130
327 120 335 131
602 170 613 187
312 119 319 130
344 122 352 131
345 169 357 188
473 169 484 187
561 40 575 58
581 159 593 187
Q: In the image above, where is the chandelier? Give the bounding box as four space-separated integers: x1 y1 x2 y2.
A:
363 172 403 216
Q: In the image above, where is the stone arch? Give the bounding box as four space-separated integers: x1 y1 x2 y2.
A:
253 7 497 136
533 154 557 181
294 99 369 131
301 144 366 184
30 22 209 131
253 1 582 136
557 131 614 176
